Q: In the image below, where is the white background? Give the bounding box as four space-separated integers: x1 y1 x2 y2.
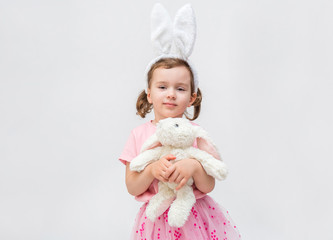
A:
1 0 332 239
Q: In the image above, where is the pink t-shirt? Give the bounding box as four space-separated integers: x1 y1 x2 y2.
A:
119 120 215 202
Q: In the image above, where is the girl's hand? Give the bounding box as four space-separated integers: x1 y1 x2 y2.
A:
165 158 201 191
150 154 176 182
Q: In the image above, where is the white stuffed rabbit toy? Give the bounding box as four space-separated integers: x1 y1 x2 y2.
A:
130 118 228 227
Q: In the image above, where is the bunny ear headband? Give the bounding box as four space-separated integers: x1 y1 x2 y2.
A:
145 3 199 92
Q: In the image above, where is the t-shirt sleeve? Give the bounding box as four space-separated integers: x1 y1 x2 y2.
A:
119 130 138 165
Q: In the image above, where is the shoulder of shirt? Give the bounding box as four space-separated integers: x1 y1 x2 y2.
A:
130 121 154 134
130 120 199 134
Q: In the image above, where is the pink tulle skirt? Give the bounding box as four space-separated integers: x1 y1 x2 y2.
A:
130 195 241 240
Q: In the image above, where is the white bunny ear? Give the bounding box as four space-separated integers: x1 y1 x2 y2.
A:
145 3 199 92
140 133 162 152
172 4 196 59
151 3 173 56
194 126 222 160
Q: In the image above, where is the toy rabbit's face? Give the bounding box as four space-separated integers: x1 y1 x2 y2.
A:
156 118 196 148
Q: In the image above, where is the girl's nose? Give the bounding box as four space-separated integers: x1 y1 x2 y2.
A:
167 88 176 99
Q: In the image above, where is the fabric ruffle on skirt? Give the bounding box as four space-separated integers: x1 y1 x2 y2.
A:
130 195 241 240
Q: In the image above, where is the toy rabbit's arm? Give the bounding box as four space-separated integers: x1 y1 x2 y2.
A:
130 147 163 172
186 147 228 181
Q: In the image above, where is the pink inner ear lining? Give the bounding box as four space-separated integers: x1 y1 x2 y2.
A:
145 142 163 151
197 138 221 160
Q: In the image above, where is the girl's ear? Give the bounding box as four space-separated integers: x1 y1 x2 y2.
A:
188 92 197 107
194 126 221 160
147 88 152 104
141 133 162 152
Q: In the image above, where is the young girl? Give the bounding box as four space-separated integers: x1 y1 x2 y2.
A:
119 4 241 240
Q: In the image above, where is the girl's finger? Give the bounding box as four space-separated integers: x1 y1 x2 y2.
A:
163 160 172 168
175 174 183 184
164 164 175 178
168 170 179 183
176 178 187 191
161 156 175 168
164 154 176 161
158 173 168 182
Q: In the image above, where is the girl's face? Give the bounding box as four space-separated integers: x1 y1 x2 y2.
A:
147 66 197 123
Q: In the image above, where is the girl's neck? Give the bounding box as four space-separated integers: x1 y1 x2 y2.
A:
151 116 184 125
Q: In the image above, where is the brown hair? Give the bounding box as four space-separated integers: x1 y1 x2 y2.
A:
136 58 202 121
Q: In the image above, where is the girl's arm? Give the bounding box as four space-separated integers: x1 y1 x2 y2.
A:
125 154 176 196
165 158 215 193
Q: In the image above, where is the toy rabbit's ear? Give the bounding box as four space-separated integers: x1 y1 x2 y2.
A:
173 4 196 59
194 126 222 160
151 3 173 56
140 133 162 152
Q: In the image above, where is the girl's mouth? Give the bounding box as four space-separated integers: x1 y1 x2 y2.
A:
163 102 177 107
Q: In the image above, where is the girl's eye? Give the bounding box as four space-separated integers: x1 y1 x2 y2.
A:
158 86 166 89
177 88 185 91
